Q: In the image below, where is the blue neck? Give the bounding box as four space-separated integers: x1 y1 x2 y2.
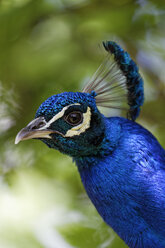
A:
74 117 122 169
74 117 165 247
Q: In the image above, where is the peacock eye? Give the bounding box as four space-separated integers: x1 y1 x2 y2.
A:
65 111 83 126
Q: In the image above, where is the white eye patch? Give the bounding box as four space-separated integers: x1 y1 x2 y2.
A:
65 106 91 137
39 103 80 130
38 104 91 137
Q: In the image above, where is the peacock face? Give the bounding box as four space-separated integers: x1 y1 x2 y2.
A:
15 92 105 157
15 41 144 156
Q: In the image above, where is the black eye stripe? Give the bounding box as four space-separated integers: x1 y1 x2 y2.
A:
48 105 91 137
47 104 89 134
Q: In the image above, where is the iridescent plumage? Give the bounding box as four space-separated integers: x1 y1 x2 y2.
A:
15 41 165 248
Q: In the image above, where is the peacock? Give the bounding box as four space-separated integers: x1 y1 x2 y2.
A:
15 41 165 248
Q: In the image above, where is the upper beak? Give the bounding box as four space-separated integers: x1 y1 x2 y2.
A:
15 117 53 144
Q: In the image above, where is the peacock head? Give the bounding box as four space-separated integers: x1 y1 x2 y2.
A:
15 41 144 157
15 91 105 157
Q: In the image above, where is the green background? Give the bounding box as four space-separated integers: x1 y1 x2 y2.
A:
0 0 164 247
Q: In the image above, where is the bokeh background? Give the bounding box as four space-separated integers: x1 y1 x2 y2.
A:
0 0 165 247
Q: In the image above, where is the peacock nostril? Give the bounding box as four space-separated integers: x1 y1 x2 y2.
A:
37 121 46 128
28 117 46 130
31 125 38 130
31 121 45 130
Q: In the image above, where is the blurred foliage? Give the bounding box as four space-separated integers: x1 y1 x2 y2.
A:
0 0 164 247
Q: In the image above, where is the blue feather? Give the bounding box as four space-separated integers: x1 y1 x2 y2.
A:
103 41 144 121
76 117 165 247
15 41 165 248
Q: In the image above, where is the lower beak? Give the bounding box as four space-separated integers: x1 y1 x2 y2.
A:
15 116 64 145
15 128 52 144
15 116 54 144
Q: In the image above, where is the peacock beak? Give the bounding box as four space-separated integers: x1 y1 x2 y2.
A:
15 117 53 144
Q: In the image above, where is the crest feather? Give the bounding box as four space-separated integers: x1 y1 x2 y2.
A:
82 41 144 121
